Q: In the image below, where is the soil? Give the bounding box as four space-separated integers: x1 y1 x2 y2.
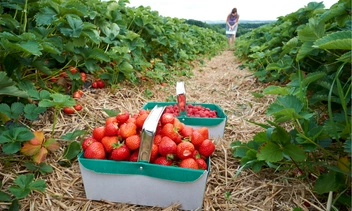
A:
0 51 323 211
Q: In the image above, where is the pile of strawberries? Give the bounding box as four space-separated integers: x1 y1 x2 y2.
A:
82 110 215 170
164 104 218 118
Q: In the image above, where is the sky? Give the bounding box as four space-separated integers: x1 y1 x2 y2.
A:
126 0 339 22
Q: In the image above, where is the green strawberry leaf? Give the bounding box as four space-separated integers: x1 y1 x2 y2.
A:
23 104 47 121
282 144 307 162
60 130 86 141
63 141 82 160
313 171 345 194
257 142 283 162
0 191 12 201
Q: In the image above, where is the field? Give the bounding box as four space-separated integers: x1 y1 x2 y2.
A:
1 50 329 211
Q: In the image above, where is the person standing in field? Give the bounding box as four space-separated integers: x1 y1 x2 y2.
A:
226 8 239 49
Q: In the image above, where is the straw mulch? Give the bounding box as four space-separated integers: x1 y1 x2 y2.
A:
0 51 327 211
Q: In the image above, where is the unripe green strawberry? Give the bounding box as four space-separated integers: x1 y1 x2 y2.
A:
84 142 106 159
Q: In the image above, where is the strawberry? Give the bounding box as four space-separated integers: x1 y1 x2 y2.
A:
84 142 106 159
135 112 149 129
160 113 175 125
80 72 86 82
129 150 139 162
196 127 209 140
179 158 198 169
179 125 193 139
82 137 97 151
92 82 98 88
101 136 119 153
176 142 195 160
125 135 140 151
119 122 137 139
69 66 78 74
198 139 215 157
97 80 105 88
105 116 118 126
92 126 105 141
190 130 205 147
173 118 184 132
154 156 173 166
63 107 75 114
158 136 177 158
109 144 130 161
73 104 83 111
196 158 208 170
116 111 130 125
153 134 162 146
73 91 82 99
150 144 159 162
161 123 181 144
105 122 119 136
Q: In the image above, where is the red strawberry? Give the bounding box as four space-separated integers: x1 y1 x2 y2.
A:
196 127 209 140
153 134 162 145
63 107 75 114
92 126 105 141
150 144 159 162
73 104 83 111
116 111 130 125
119 122 137 139
179 125 193 139
82 137 97 151
97 80 105 88
125 135 141 151
196 158 208 170
84 142 106 159
105 122 119 136
161 123 181 144
129 150 139 162
101 136 119 153
179 158 198 169
105 116 118 126
173 118 184 132
190 130 205 147
109 144 130 161
160 113 175 125
198 139 215 157
154 156 173 166
92 82 98 88
135 112 149 129
176 142 195 160
158 136 177 158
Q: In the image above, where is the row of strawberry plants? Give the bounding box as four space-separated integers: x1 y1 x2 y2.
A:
0 0 227 209
232 1 351 209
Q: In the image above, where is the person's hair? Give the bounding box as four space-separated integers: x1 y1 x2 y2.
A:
231 8 237 13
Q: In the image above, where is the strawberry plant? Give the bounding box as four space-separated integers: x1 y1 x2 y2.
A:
232 0 351 209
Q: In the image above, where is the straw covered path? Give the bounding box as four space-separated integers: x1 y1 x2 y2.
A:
0 51 324 211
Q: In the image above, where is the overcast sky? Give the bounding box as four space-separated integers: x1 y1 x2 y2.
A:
126 0 338 21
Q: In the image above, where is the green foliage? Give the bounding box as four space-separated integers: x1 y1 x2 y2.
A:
231 0 351 209
0 126 34 154
7 174 46 199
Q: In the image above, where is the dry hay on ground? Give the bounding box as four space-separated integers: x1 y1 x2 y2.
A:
0 51 326 211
